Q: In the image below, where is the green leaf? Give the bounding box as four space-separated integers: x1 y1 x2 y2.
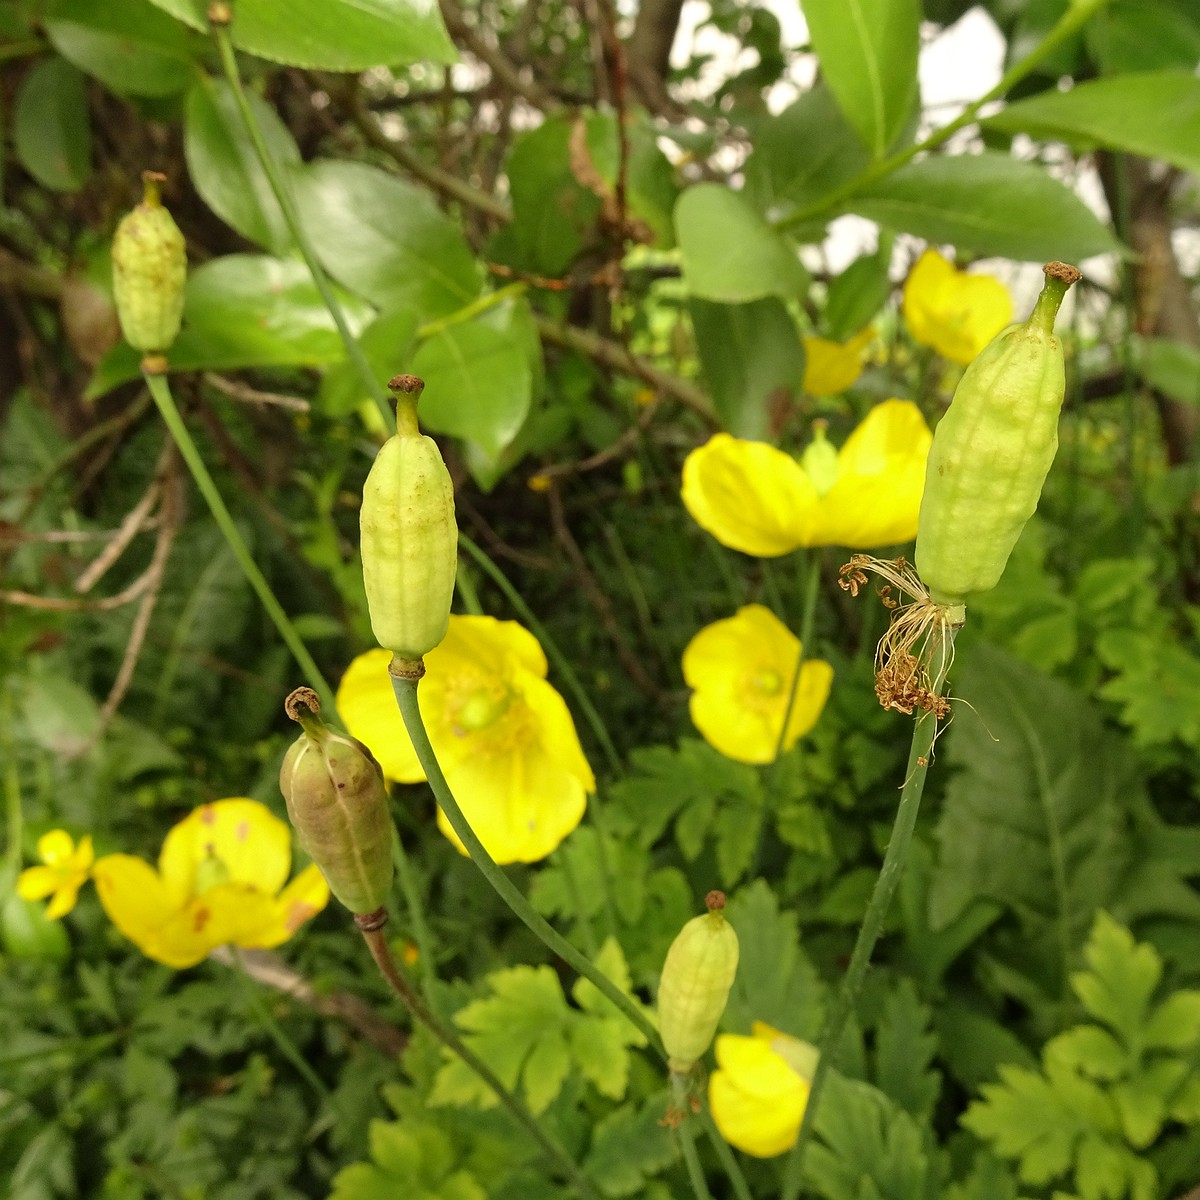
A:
331 1122 487 1200
410 319 533 457
984 71 1200 178
824 249 893 341
1097 627 1200 747
45 0 197 96
570 938 649 1100
1141 989 1200 1052
806 1073 930 1200
850 153 1121 262
582 1099 676 1198
675 184 808 303
1070 912 1161 1044
184 76 300 255
1046 1026 1127 1081
13 57 91 192
146 0 455 70
1134 336 1200 407
801 0 920 158
723 879 825 1040
689 298 804 439
87 255 373 397
928 644 1136 990
743 85 872 218
873 981 939 1119
933 1001 1038 1093
293 160 482 318
1086 0 1200 73
318 307 421 418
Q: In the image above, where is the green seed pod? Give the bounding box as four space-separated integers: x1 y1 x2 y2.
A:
360 375 457 662
279 688 393 915
915 261 1081 608
658 891 740 1074
111 171 186 355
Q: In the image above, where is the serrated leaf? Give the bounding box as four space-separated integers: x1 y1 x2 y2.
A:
583 1099 676 1198
801 0 920 159
13 57 91 192
1096 629 1200 747
185 76 300 254
873 980 939 1119
571 938 649 1100
984 71 1200 178
675 184 808 303
850 153 1121 262
292 160 482 318
146 0 455 70
1071 912 1160 1043
929 645 1136 992
1141 989 1200 1052
723 879 825 1039
1045 1026 1126 1081
331 1122 487 1200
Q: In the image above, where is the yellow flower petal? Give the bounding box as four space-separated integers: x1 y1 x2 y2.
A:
37 829 79 866
902 249 1012 365
434 612 548 680
808 398 932 547
18 832 94 919
159 799 291 896
337 648 425 783
803 327 874 396
709 1031 811 1157
682 435 816 557
16 865 61 903
271 863 331 939
682 605 833 764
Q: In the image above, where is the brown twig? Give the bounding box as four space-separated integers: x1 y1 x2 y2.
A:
202 372 311 414
73 476 162 594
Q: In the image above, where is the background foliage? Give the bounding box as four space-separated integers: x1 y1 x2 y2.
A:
3 0 1200 1197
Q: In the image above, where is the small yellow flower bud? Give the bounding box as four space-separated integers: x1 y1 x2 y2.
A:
111 171 186 357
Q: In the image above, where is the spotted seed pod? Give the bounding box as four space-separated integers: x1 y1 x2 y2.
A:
360 375 457 662
658 891 740 1074
279 689 393 915
915 261 1081 608
111 171 186 355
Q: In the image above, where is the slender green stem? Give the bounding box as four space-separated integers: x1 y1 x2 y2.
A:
780 623 958 1200
359 921 604 1200
416 283 527 340
770 551 822 764
143 371 335 711
390 827 439 1003
698 1110 754 1200
458 532 622 777
776 0 1113 232
233 951 332 1101
558 848 599 957
209 22 394 433
671 1075 714 1200
2 688 22 874
389 667 664 1057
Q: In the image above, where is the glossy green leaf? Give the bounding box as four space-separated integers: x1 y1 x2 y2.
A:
293 160 482 318
823 249 893 341
985 71 1200 178
184 77 300 255
743 86 872 219
87 255 373 398
13 57 91 192
675 184 807 303
45 0 197 96
1085 0 1200 74
410 320 532 457
583 1100 676 1198
689 297 804 439
318 308 420 418
801 0 920 158
146 0 454 70
850 152 1121 262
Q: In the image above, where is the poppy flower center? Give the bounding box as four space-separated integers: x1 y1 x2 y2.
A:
750 669 783 696
193 850 230 895
455 688 511 733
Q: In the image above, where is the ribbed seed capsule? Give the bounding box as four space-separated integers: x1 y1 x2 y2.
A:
111 171 186 356
360 375 457 663
658 891 740 1074
915 261 1081 608
279 688 393 916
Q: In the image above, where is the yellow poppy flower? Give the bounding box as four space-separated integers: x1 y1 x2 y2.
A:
682 605 833 764
709 1021 820 1157
17 830 95 919
91 799 328 969
681 399 932 556
802 327 875 396
337 615 595 865
902 248 1012 365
